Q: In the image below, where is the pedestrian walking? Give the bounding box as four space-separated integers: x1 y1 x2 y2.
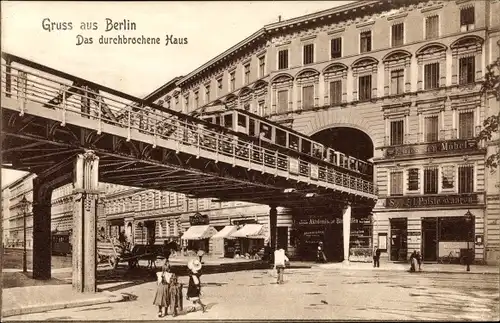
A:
153 259 172 317
186 259 206 313
274 248 289 284
409 250 418 272
316 242 327 263
373 247 381 268
416 251 422 271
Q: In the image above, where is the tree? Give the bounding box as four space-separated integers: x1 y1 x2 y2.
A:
477 56 500 170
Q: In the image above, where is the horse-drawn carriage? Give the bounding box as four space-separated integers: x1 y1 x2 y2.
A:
97 239 177 269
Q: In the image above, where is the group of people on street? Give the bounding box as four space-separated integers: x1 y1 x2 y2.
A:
153 257 206 317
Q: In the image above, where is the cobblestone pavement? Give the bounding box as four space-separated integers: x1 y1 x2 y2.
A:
5 267 499 321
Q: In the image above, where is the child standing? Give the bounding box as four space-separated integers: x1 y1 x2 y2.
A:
186 259 206 313
153 260 172 317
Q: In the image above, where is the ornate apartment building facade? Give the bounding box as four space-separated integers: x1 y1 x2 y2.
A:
143 0 500 264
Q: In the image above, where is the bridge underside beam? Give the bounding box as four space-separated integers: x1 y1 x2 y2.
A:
1 109 375 209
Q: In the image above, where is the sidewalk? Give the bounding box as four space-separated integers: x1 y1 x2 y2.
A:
318 261 500 274
2 284 125 318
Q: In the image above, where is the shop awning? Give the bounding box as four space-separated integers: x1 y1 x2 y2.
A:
231 224 265 239
181 225 217 240
211 226 237 239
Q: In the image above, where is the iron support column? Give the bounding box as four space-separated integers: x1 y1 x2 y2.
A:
270 205 278 251
32 178 53 280
343 204 352 263
72 151 100 293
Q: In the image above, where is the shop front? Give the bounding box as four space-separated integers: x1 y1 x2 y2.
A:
231 223 266 257
210 225 237 258
181 212 217 253
181 224 217 253
375 194 485 263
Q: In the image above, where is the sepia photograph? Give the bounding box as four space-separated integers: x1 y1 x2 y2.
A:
1 0 499 321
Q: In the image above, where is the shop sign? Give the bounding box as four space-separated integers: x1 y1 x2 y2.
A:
232 219 257 225
189 212 209 226
294 217 371 225
408 231 421 236
384 139 478 158
385 194 478 208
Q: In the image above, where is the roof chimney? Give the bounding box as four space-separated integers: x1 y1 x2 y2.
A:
278 15 282 22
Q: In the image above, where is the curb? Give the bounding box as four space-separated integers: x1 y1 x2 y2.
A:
1 291 125 318
318 265 499 275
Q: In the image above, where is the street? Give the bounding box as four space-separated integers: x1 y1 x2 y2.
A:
5 266 499 321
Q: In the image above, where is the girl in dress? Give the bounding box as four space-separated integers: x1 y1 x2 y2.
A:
186 259 206 313
153 259 172 317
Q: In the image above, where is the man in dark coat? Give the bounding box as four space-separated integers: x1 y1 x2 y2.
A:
373 247 381 268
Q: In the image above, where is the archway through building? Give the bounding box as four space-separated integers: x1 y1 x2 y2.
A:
292 127 375 262
310 127 374 161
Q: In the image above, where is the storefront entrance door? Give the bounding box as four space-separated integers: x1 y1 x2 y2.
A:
390 218 408 261
422 218 437 261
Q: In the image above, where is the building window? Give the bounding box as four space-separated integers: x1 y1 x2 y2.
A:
329 80 342 105
458 165 474 193
216 78 222 96
358 75 372 101
184 96 189 110
360 31 372 53
425 115 439 142
259 56 265 77
390 120 404 146
331 37 342 58
390 171 403 196
166 99 171 109
459 56 475 85
425 15 439 39
258 100 265 116
303 44 314 65
244 63 250 85
459 111 474 139
302 85 314 109
460 6 475 31
424 167 438 194
278 90 288 113
442 166 455 190
407 168 419 191
205 85 210 102
194 91 199 108
424 62 440 90
278 49 289 70
392 23 404 47
229 71 236 92
391 69 404 95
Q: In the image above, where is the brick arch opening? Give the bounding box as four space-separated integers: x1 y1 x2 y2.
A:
310 127 374 162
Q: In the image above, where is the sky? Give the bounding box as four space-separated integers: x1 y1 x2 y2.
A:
0 0 353 188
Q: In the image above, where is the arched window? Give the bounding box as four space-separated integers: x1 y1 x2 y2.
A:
252 80 269 116
382 50 412 96
351 57 378 102
295 69 320 110
415 43 447 91
270 74 294 114
450 36 484 86
323 63 348 106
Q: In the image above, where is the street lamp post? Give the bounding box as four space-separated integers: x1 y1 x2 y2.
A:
464 210 474 272
20 195 30 273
